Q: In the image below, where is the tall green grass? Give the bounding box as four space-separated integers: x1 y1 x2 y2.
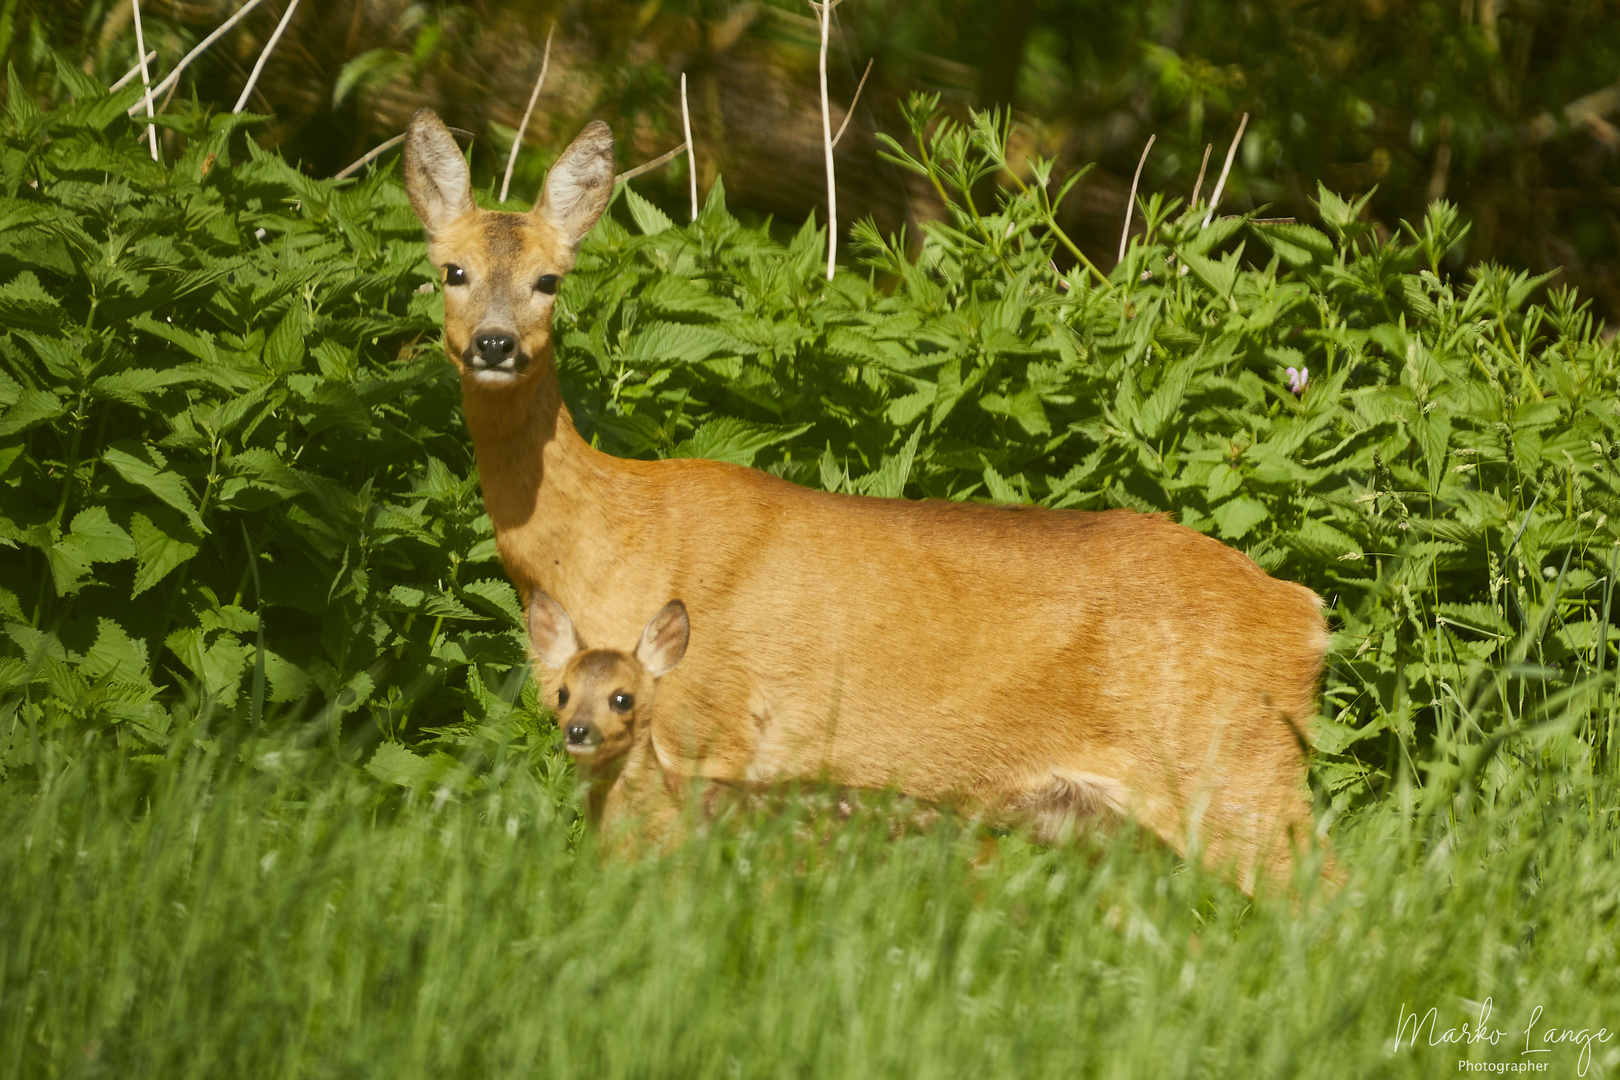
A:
4 724 1618 1079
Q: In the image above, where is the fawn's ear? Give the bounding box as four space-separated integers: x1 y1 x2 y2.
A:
636 600 689 678
404 109 474 236
535 120 615 250
527 589 583 670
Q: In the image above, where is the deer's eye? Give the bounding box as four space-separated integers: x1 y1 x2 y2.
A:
535 274 559 295
557 686 570 707
444 264 467 286
609 691 633 713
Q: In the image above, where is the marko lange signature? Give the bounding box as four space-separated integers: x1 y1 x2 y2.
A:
1393 998 1614 1076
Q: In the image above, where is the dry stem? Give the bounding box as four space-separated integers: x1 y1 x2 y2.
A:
233 0 299 113
334 127 474 180
810 0 843 281
1118 133 1155 263
127 0 271 116
499 22 555 203
681 72 697 220
831 57 873 148
110 50 157 93
131 0 158 160
1201 112 1249 227
1190 143 1212 209
614 143 688 186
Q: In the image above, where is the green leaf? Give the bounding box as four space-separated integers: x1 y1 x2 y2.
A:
365 741 436 787
853 423 923 499
457 578 522 626
79 617 150 683
623 186 675 236
103 442 206 533
981 462 1021 503
1411 407 1452 493
1253 223 1334 268
129 512 200 597
49 506 136 596
1210 495 1269 540
1179 245 1243 299
640 277 738 321
0 388 65 436
672 417 811 467
621 322 741 366
332 48 406 107
978 387 1050 436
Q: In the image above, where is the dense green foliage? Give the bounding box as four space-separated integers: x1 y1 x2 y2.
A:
10 74 1620 808
0 62 558 785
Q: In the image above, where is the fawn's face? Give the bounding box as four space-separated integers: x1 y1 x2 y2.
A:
526 592 690 774
553 650 657 766
403 110 614 390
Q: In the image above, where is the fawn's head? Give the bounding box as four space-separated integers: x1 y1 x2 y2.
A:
403 109 614 389
527 590 690 770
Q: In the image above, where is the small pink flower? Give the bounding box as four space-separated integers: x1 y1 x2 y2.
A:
1286 366 1309 396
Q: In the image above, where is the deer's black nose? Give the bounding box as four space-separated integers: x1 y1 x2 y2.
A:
472 333 519 369
566 724 590 745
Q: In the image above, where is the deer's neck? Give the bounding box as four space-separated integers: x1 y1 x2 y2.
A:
458 349 635 589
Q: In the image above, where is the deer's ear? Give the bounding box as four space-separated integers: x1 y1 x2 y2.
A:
636 600 689 678
404 109 474 236
527 589 582 670
535 120 615 250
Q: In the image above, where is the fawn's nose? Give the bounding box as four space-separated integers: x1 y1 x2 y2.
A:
471 332 522 371
565 724 591 745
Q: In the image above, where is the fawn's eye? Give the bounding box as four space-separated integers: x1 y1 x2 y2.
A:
535 274 559 295
557 686 570 707
609 691 633 713
444 264 467 286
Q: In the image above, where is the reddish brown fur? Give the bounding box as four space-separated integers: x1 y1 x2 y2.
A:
404 109 1329 892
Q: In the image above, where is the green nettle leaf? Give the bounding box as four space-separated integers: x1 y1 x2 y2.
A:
264 307 308 373
1412 407 1453 493
103 442 206 532
981 462 1021 504
1291 518 1360 561
48 506 136 595
1178 245 1243 300
621 322 742 366
673 417 812 468
853 423 924 499
1205 463 1244 503
0 388 66 436
457 578 523 626
1254 223 1335 268
623 186 675 236
80 617 150 683
164 625 252 700
640 277 739 321
1138 358 1194 439
365 741 437 787
384 584 481 621
979 387 1050 436
1210 495 1269 540
129 513 200 597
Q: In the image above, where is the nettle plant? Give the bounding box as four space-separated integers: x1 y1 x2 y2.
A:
2 70 1618 808
0 61 553 785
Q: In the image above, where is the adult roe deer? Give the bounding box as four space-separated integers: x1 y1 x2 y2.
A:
402 109 1329 891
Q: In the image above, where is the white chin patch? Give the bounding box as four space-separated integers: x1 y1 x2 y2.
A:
565 744 596 758
467 366 523 388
